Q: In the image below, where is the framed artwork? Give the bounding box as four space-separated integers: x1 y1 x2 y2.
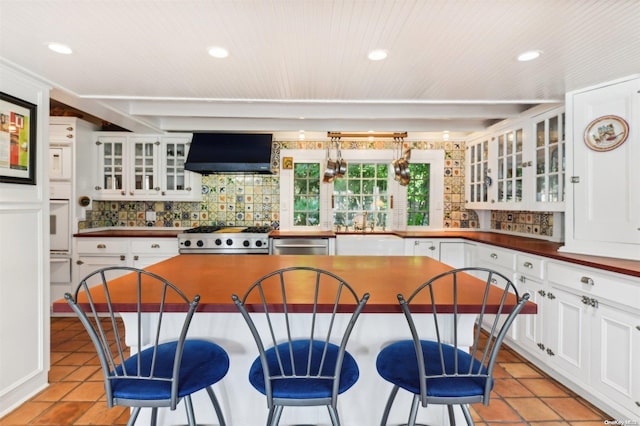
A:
0 92 37 185
282 156 293 169
583 115 629 152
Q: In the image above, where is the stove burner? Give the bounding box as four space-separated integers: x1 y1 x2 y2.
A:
183 226 223 234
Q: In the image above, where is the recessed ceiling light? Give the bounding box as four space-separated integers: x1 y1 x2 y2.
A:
207 46 229 58
47 42 73 55
517 50 542 62
368 49 388 61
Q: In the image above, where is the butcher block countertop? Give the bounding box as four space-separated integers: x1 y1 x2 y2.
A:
75 229 640 277
53 255 536 315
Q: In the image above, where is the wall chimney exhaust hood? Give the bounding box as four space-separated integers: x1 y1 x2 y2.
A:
185 133 274 175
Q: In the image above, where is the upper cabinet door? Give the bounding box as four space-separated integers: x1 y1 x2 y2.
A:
495 127 524 208
531 107 566 211
564 76 640 259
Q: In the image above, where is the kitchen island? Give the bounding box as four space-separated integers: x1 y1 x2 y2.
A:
54 255 535 425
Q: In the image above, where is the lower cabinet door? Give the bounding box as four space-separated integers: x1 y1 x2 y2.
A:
76 255 127 287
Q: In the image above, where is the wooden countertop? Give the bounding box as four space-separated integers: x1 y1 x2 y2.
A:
73 229 640 277
53 255 536 315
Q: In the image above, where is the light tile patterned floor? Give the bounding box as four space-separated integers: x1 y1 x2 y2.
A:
0 317 612 425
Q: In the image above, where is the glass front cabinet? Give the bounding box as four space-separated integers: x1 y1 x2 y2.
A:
93 133 200 201
465 105 565 211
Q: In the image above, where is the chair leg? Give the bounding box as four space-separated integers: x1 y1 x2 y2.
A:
327 404 340 426
460 404 475 426
407 394 420 426
205 386 226 426
447 405 455 426
150 407 158 426
380 385 399 425
268 405 284 426
184 395 197 426
126 407 141 426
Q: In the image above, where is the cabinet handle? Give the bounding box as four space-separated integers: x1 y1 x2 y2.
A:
547 292 556 300
161 191 166 196
66 126 74 131
636 326 640 331
429 246 435 251
580 276 594 285
66 134 73 139
546 348 555 356
134 255 139 260
538 290 546 297
154 187 161 191
97 244 106 249
589 298 599 308
390 195 394 209
519 275 526 283
121 190 126 196
76 260 84 265
523 261 533 269
151 243 160 248
490 253 498 259
537 343 545 350
581 295 590 305
185 187 192 191
95 186 102 190
129 191 134 196
120 255 126 261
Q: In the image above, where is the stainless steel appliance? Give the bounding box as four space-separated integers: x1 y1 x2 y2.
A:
178 226 271 254
270 238 330 255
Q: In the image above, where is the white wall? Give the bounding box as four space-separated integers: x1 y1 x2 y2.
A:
0 60 51 416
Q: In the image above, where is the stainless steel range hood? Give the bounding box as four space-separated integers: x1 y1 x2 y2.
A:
185 133 274 175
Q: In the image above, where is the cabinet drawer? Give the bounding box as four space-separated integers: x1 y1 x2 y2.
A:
76 239 128 254
475 245 515 270
547 261 640 309
516 254 545 279
130 239 178 255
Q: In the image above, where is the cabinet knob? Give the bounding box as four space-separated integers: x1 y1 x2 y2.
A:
154 187 161 191
519 275 526 283
97 244 106 249
76 260 84 265
151 243 160 248
121 191 126 196
490 253 498 259
547 292 556 300
66 134 73 139
523 261 533 269
66 126 74 131
185 187 192 191
95 186 102 190
120 255 126 261
133 255 139 261
129 191 134 196
538 290 546 297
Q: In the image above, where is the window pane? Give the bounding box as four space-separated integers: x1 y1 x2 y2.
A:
292 162 321 227
406 163 430 226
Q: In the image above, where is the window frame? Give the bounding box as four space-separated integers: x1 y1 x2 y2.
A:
279 148 444 231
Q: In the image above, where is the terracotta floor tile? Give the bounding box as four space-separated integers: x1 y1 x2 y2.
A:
543 397 606 421
48 365 77 382
569 422 615 426
519 378 571 397
505 397 562 421
0 401 53 425
30 401 93 425
62 365 101 382
62 381 105 402
73 402 129 425
493 378 535 397
32 382 79 402
472 398 522 422
501 362 544 378
57 352 97 366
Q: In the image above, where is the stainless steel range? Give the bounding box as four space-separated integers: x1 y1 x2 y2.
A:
178 226 271 254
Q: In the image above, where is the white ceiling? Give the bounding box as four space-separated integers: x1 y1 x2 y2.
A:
1 0 639 138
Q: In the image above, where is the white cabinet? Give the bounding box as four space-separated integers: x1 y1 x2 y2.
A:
75 237 179 286
545 261 640 419
562 75 640 260
514 253 547 359
404 238 439 258
465 104 565 212
90 133 201 201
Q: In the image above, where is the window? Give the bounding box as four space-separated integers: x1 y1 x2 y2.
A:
292 163 321 226
279 148 444 231
333 162 389 231
406 163 430 226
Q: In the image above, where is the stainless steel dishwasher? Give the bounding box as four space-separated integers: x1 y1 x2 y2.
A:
270 238 330 255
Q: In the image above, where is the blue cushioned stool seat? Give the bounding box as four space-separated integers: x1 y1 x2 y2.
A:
249 339 359 399
113 339 230 401
376 340 492 398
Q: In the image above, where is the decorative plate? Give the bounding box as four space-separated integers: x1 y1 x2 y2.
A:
584 115 629 152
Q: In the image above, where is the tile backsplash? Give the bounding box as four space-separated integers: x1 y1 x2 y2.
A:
78 139 557 240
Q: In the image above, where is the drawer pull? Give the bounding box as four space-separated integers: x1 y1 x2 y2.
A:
636 326 640 331
537 290 546 297
76 260 84 265
97 244 106 249
580 276 594 285
134 255 139 261
523 261 533 269
151 243 160 248
546 348 555 356
120 255 126 261
547 292 556 300
581 295 590 305
490 253 498 259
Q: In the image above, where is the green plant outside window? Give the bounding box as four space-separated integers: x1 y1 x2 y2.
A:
407 163 431 226
292 163 321 226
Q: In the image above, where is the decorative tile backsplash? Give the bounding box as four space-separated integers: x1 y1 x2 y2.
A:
78 138 556 239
